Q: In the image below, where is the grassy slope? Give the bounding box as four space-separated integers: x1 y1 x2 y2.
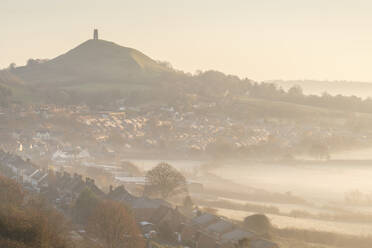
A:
0 71 37 103
238 96 341 116
236 96 372 122
13 39 171 87
60 81 150 93
276 237 338 248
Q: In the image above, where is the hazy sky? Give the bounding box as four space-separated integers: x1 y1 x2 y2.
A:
2 0 372 81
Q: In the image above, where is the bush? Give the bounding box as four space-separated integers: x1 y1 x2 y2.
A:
244 214 272 235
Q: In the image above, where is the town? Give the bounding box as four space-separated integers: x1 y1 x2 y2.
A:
1 101 368 165
0 149 279 248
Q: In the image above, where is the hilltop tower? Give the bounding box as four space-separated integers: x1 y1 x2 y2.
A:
93 29 98 40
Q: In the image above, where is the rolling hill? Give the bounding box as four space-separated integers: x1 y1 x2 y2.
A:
12 39 173 88
3 38 372 121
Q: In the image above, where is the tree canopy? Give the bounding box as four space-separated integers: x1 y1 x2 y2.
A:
144 163 188 199
88 200 144 248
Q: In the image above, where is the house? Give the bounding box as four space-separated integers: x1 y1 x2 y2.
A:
197 232 218 248
181 213 220 247
149 205 186 232
36 171 49 188
181 211 279 248
27 169 49 190
52 148 90 163
0 150 49 192
220 229 256 247
84 177 105 197
107 185 136 202
139 221 157 238
52 150 71 163
35 129 51 140
129 197 171 221
54 172 104 203
192 213 220 228
3 155 34 176
107 185 171 221
22 167 40 185
250 238 279 248
206 219 234 237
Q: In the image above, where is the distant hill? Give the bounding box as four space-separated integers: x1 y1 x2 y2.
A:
3 38 372 118
12 39 173 88
269 80 372 99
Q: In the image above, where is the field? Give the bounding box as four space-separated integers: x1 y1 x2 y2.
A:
216 207 372 236
207 157 372 238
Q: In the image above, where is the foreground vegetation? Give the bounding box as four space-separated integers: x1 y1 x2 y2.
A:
0 173 145 248
0 174 72 248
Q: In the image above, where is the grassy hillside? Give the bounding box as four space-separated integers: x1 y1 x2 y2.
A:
4 38 372 120
234 96 359 121
0 71 37 103
12 39 173 87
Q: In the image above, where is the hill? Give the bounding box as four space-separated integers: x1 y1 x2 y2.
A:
12 39 173 88
3 38 372 119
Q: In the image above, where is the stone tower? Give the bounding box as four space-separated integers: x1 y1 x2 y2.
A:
93 29 98 40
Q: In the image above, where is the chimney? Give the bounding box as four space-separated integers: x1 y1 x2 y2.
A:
86 177 95 186
93 29 98 40
64 172 71 179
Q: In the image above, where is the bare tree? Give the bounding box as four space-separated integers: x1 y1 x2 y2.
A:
144 163 187 199
88 200 144 248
